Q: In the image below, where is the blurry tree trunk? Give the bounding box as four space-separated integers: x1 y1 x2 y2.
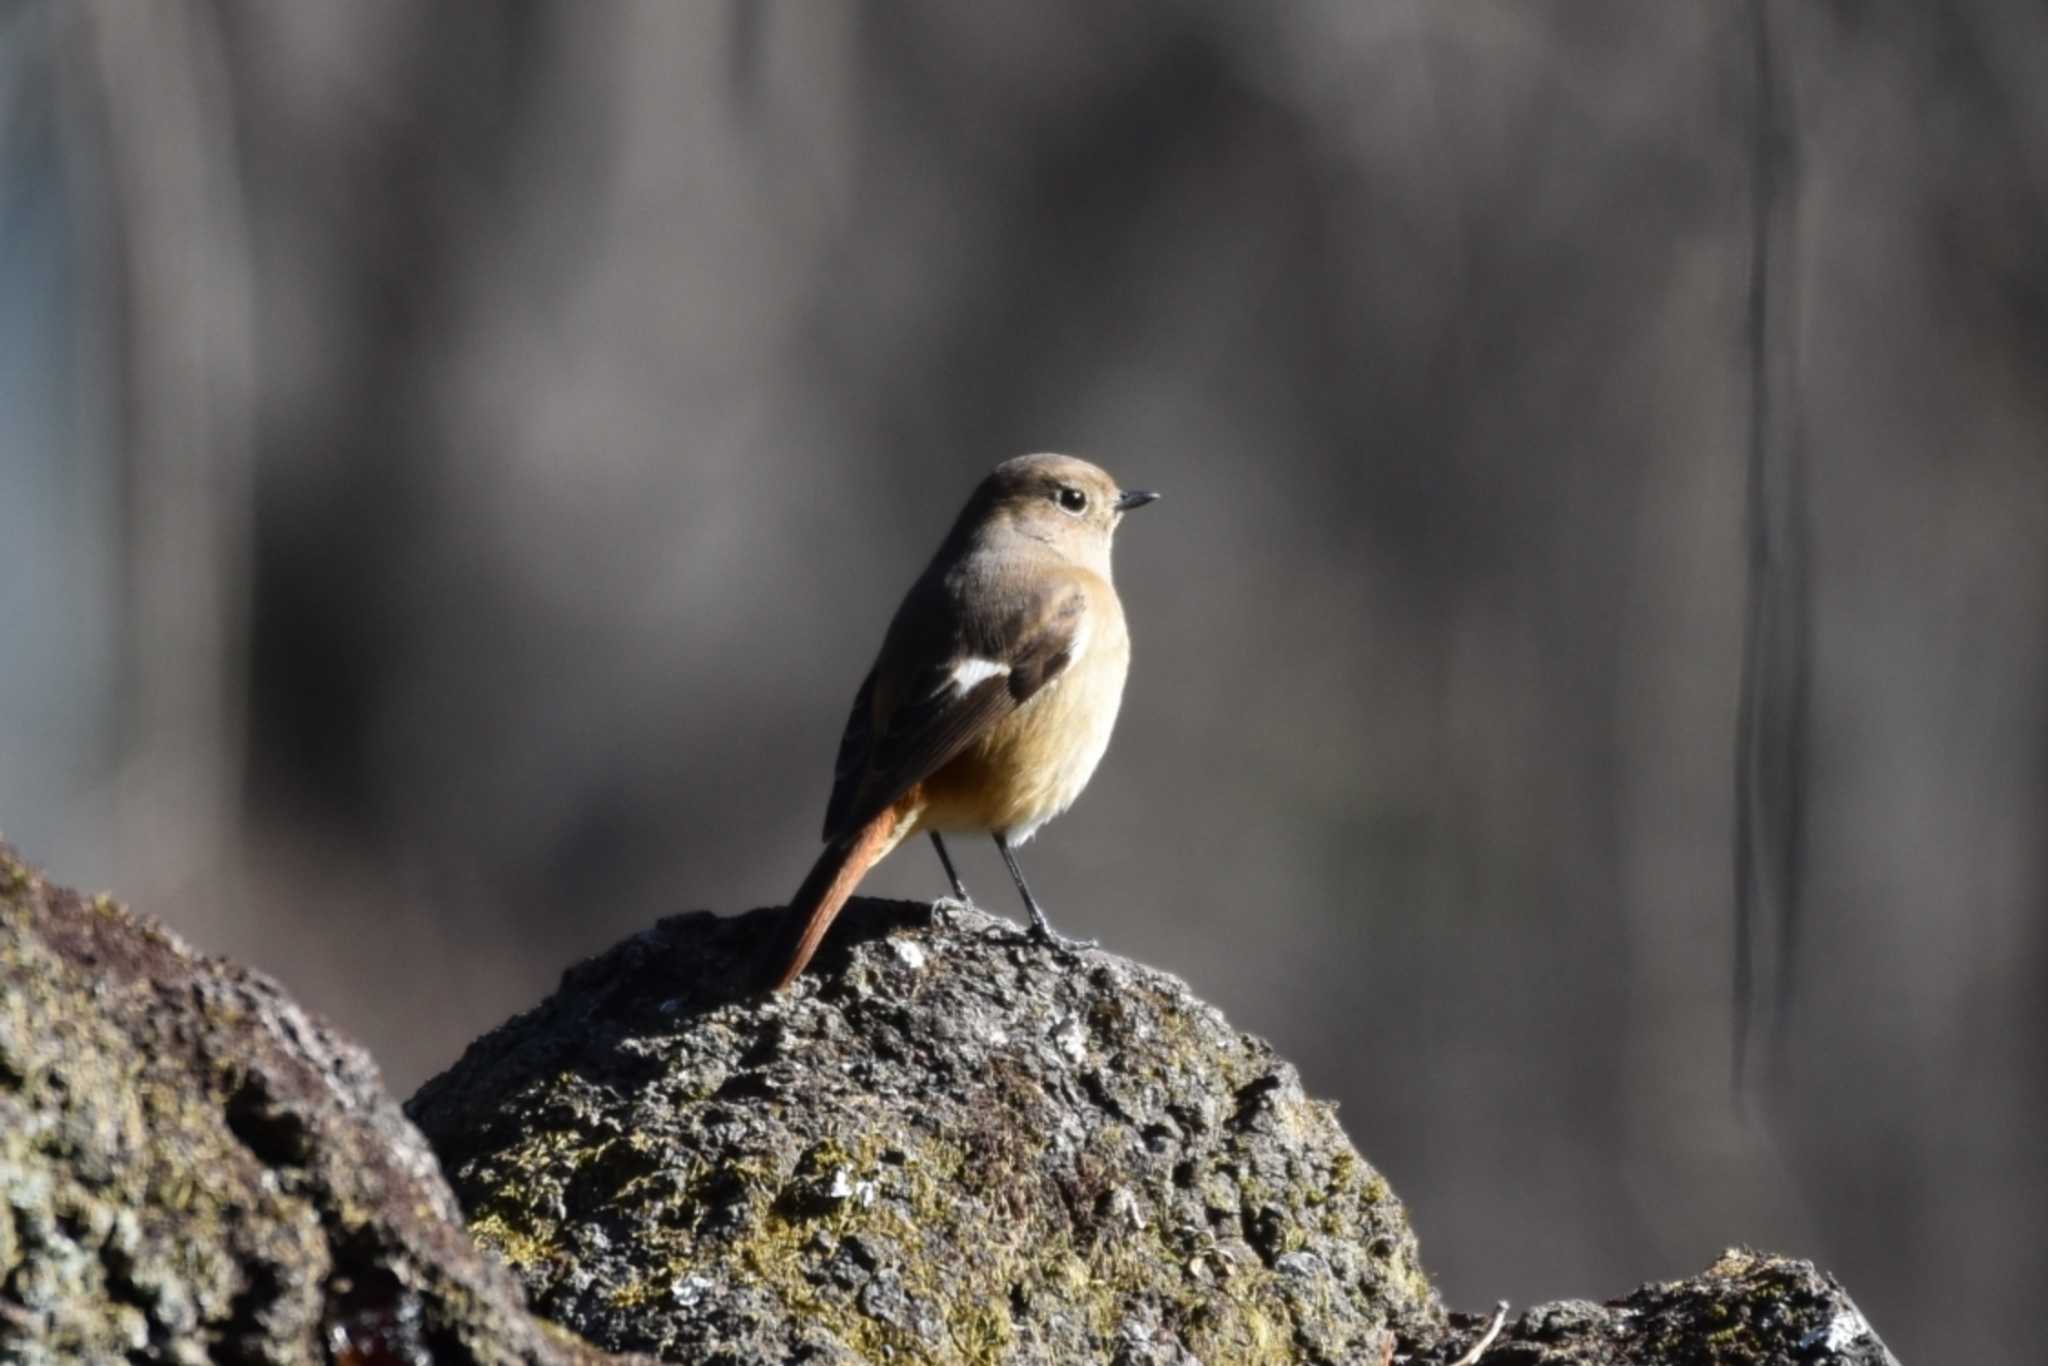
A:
1731 0 1811 1095
67 1 253 916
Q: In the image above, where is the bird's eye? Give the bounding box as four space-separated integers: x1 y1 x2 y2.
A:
1056 486 1087 513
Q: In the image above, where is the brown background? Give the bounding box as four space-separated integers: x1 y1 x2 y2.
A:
4 5 2044 1361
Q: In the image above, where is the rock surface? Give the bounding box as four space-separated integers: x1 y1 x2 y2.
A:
1410 1249 1903 1366
0 842 639 1365
2 838 1904 1365
407 898 1442 1364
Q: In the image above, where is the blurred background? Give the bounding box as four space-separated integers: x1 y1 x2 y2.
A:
4 2 2044 1359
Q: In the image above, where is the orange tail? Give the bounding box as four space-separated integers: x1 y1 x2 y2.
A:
757 806 904 992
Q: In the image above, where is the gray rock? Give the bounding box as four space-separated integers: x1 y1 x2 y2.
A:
1409 1248 1903 1366
407 899 1440 1363
1 839 1904 1366
0 842 639 1365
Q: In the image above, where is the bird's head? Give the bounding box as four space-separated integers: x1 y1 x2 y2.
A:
970 453 1159 571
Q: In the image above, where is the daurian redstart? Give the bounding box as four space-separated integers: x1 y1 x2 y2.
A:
760 453 1157 991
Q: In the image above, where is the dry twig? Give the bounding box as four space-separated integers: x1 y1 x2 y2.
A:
1450 1301 1509 1366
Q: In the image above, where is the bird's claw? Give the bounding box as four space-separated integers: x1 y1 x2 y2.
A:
1028 921 1098 954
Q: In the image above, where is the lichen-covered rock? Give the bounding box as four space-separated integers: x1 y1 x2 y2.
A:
407 898 1442 1364
0 842 639 1366
4 836 1896 1366
1408 1249 1901 1366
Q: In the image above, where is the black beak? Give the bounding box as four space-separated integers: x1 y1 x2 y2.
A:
1114 489 1161 513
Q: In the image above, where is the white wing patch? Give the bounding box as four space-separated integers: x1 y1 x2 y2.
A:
946 658 1011 694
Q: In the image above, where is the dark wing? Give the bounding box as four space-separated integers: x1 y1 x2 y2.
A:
821 667 878 840
820 582 1085 842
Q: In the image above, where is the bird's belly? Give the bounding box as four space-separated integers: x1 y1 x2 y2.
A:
918 641 1128 841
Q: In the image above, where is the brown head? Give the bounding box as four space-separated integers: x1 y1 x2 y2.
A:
956 452 1159 575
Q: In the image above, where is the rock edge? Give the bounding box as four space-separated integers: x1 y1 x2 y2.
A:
0 841 644 1365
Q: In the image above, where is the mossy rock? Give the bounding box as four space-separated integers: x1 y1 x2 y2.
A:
0 841 637 1365
3 835 1898 1366
408 899 1442 1364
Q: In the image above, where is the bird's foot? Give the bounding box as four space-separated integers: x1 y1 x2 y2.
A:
1026 913 1098 955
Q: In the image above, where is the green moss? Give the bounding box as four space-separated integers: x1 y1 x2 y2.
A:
462 1123 618 1269
740 1130 977 1361
470 1208 565 1274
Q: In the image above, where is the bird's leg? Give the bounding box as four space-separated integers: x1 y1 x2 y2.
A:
993 833 1097 952
928 832 972 906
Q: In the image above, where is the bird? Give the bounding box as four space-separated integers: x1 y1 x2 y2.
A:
758 453 1158 991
